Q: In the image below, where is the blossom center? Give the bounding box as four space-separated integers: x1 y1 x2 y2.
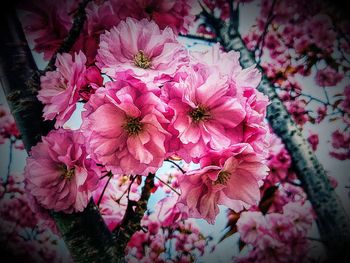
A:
123 116 143 135
60 165 75 180
215 170 230 185
133 50 151 69
189 106 210 123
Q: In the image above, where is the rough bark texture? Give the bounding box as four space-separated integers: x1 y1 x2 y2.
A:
0 5 119 262
216 21 350 260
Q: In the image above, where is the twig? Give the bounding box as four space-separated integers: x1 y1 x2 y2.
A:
114 173 155 258
254 0 277 64
97 173 113 207
155 175 180 196
179 33 217 43
165 159 186 174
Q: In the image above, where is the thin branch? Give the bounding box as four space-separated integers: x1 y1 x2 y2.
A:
254 0 277 64
179 33 217 43
45 0 92 72
155 175 180 196
254 0 277 52
97 173 113 207
165 159 186 174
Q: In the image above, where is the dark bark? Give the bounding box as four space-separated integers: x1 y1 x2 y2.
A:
0 5 118 262
213 18 350 260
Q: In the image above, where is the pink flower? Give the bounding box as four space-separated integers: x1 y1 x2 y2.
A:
190 43 262 95
18 0 76 60
190 44 269 156
121 0 195 34
236 211 268 245
0 105 21 142
153 195 188 227
96 18 188 85
265 213 294 242
266 134 292 184
178 144 268 223
283 201 314 236
307 132 319 151
82 79 170 175
24 129 99 213
315 67 344 87
330 130 350 160
38 51 99 128
165 64 246 160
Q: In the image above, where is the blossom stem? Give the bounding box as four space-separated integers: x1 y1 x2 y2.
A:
155 175 180 196
254 0 277 57
97 173 113 207
165 159 186 174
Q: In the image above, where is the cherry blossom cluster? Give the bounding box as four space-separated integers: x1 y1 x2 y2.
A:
126 214 207 263
235 201 314 263
23 15 270 231
224 133 318 262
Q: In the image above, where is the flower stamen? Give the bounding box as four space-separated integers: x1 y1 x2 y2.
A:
133 50 151 69
214 170 230 185
123 116 143 135
60 165 75 180
189 105 210 123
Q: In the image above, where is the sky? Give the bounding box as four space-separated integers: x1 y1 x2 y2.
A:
1 2 350 262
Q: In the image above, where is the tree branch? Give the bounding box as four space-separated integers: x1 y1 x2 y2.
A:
0 4 118 262
114 173 155 260
201 8 350 261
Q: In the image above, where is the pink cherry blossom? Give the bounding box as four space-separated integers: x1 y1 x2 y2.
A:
330 130 350 160
178 144 268 223
38 51 98 128
25 129 99 213
0 105 21 143
18 0 76 60
82 79 170 176
315 67 344 87
236 211 268 245
165 64 246 160
96 18 188 85
307 132 319 151
119 0 195 34
190 43 262 95
282 201 314 236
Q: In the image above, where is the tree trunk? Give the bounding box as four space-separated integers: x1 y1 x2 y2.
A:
0 6 119 262
217 24 350 260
